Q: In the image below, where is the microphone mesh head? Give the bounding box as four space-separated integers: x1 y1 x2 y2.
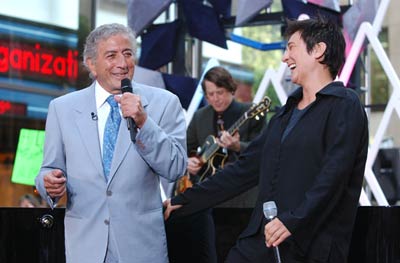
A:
121 78 131 87
263 201 277 219
121 78 132 93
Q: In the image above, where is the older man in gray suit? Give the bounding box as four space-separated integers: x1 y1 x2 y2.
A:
35 23 187 263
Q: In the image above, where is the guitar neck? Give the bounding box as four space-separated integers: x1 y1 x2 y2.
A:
226 113 248 135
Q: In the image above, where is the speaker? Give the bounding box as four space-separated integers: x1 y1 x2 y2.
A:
0 208 65 263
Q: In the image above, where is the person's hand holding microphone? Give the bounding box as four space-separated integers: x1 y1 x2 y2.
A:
264 201 292 263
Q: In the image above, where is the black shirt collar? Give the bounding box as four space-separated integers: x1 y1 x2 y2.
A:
282 81 346 115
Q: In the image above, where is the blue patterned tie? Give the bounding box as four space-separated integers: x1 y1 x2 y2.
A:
102 95 121 180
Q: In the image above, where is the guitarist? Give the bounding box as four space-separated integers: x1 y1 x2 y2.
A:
166 66 266 263
187 66 266 201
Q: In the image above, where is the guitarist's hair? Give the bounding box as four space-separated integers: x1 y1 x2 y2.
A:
202 66 237 94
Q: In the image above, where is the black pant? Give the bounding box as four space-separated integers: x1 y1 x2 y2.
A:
226 233 330 263
166 209 217 263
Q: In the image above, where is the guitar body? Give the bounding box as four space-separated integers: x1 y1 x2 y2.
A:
175 173 193 195
175 136 227 194
197 135 218 162
195 135 227 181
197 152 228 182
198 151 228 181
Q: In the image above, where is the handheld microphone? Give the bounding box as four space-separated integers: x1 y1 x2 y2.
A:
263 201 282 263
121 78 138 143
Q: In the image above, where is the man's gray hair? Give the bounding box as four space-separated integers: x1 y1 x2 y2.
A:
83 23 137 77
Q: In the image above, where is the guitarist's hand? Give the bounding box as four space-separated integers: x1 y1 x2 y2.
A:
218 131 241 152
163 198 182 220
187 156 202 175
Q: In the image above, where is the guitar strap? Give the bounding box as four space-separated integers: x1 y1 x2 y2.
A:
216 113 224 137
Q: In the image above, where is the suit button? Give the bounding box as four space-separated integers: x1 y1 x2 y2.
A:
106 190 112 196
104 219 110 225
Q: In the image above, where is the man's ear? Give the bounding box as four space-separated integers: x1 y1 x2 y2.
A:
86 58 97 78
313 42 327 61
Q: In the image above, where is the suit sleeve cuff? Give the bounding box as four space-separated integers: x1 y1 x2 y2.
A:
171 194 189 206
46 194 59 209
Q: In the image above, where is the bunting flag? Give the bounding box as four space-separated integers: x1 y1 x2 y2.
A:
139 20 180 70
305 0 341 13
127 0 172 36
181 0 227 48
162 73 199 110
342 0 379 55
235 0 273 27
282 0 341 24
209 0 232 18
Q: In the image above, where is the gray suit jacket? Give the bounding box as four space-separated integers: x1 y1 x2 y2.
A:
35 82 187 263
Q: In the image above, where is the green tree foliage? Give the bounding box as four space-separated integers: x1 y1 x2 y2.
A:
241 24 284 109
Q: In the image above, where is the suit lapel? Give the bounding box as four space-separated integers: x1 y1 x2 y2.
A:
108 119 131 184
74 86 104 178
107 84 149 184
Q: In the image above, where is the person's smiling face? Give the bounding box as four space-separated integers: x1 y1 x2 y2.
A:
282 31 316 86
87 33 135 94
204 80 234 113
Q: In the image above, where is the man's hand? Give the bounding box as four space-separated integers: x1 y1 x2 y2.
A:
264 218 291 247
43 169 66 198
115 93 147 128
163 198 182 220
187 156 202 175
217 131 240 152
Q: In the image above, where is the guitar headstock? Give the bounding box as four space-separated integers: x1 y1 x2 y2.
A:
247 96 271 120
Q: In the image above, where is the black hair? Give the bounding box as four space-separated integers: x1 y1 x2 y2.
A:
201 66 237 94
284 18 345 78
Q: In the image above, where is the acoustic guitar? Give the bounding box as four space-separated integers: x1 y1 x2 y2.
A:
175 96 271 194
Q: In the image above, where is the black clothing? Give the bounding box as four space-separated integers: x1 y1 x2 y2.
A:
171 82 369 263
166 210 217 263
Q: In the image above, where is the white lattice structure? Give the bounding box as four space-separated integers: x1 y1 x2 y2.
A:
338 0 397 206
253 62 288 105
